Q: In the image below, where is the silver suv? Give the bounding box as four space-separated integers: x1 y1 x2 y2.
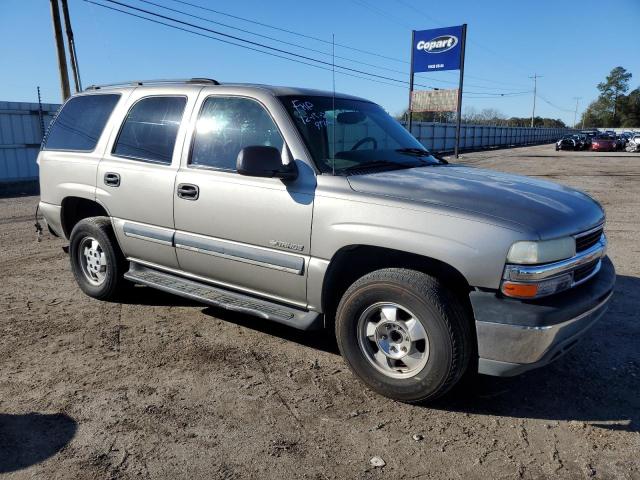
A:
38 79 615 402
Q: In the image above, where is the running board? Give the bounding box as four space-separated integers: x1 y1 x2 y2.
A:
124 263 322 330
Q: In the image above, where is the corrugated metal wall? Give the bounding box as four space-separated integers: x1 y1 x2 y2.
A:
403 121 573 152
0 101 59 184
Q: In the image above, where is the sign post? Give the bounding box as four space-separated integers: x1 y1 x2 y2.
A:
408 30 416 134
454 24 467 159
409 24 467 157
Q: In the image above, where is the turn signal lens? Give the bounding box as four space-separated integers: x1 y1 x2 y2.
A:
501 282 538 298
501 273 573 299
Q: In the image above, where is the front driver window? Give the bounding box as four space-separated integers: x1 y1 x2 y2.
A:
190 97 284 171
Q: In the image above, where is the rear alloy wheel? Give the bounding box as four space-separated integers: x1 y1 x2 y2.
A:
336 268 473 403
78 236 108 286
69 217 128 300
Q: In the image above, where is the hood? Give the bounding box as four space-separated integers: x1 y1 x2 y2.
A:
347 165 604 238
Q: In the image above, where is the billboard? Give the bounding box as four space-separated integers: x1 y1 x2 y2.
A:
411 89 459 112
412 25 464 73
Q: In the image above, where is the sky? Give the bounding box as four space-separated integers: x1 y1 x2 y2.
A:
1 0 639 126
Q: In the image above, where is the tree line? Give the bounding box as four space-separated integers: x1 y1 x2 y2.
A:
398 108 567 128
581 67 639 128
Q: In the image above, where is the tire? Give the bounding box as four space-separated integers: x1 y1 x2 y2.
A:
69 217 128 300
335 268 473 403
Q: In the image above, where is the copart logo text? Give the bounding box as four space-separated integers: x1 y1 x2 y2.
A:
416 35 458 53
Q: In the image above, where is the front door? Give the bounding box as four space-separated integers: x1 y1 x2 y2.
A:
96 88 198 268
173 94 315 306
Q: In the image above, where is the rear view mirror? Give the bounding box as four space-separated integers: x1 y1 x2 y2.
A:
337 111 366 124
236 146 298 180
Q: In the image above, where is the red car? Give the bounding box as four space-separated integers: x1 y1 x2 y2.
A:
591 135 617 151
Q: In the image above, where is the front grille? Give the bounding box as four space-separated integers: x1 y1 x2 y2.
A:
573 259 599 283
575 227 603 252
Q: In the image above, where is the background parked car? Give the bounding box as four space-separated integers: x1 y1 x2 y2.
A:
574 134 589 150
591 134 617 152
555 134 580 151
626 134 640 152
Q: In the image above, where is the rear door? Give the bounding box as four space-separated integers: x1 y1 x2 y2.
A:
173 91 316 306
96 87 198 269
38 93 123 212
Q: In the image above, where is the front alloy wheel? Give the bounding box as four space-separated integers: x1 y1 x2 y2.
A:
335 268 473 403
357 302 429 379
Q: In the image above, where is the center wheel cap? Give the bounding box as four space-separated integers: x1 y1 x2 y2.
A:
375 321 411 359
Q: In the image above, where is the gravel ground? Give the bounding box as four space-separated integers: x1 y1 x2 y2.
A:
0 144 638 479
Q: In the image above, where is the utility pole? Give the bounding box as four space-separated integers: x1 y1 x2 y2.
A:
60 0 82 92
529 73 542 128
572 97 581 129
49 0 71 100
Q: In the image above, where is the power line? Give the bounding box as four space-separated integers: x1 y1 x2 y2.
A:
83 0 415 90
390 0 532 76
85 0 534 98
164 0 407 64
135 0 527 92
465 91 531 98
93 0 436 88
350 0 413 29
536 93 575 113
135 0 411 76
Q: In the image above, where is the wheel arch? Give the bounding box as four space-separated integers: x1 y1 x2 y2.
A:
60 196 110 239
320 244 473 323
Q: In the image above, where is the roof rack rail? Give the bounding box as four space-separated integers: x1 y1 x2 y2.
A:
84 78 220 91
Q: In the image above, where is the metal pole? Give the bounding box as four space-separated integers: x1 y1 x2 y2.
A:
454 24 467 159
408 30 415 135
37 87 45 139
572 96 581 129
49 0 71 100
529 73 542 128
60 0 82 92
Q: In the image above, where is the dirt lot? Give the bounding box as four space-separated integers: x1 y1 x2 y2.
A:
1 144 639 479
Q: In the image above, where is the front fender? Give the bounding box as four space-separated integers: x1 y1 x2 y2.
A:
310 193 530 291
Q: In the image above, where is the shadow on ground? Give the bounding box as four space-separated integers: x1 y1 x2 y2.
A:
0 413 77 473
124 274 640 432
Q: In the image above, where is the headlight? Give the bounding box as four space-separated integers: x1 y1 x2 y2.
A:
506 237 575 264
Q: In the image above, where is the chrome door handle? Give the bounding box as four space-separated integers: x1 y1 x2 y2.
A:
104 172 120 187
177 183 199 200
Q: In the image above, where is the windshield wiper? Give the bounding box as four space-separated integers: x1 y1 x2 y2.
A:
342 160 417 174
395 147 431 156
395 148 448 164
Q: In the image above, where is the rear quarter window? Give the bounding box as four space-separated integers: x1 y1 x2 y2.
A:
112 96 187 164
43 94 120 151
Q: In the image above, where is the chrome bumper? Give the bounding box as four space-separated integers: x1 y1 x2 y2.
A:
503 233 606 289
472 255 616 377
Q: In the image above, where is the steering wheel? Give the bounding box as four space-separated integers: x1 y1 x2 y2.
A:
351 136 378 151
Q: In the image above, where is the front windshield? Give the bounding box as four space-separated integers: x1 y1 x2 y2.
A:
279 95 442 174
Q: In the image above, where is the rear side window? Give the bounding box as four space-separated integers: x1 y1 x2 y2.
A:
113 96 187 164
43 94 120 151
190 96 284 171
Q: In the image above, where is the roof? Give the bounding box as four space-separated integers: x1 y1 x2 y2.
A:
83 78 370 102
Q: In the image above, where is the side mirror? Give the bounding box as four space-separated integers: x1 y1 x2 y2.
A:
236 146 298 180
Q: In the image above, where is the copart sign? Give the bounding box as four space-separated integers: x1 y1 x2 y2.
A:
412 26 464 72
